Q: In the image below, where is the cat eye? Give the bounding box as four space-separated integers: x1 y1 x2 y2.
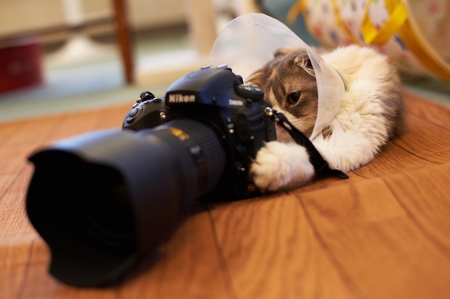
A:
287 91 301 105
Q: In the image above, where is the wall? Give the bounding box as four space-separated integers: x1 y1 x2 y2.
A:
0 0 186 41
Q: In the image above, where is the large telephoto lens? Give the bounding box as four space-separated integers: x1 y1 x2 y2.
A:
26 119 225 286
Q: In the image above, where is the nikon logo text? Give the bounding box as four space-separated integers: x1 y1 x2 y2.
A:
229 99 243 106
168 94 196 103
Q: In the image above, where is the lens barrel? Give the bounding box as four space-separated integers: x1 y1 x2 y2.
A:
26 119 225 286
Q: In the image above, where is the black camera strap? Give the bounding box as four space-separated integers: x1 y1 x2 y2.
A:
264 107 349 179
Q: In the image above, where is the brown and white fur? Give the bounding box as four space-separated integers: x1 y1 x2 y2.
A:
247 45 406 191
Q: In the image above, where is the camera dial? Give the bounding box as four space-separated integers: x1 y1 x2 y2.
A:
235 84 264 102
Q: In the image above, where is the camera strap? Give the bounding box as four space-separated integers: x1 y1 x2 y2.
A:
264 107 349 179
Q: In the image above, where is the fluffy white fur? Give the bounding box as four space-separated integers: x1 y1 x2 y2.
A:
251 45 401 191
252 142 315 190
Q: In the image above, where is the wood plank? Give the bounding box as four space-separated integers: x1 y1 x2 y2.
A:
0 173 17 195
296 172 365 194
403 91 450 131
95 104 130 130
0 240 38 299
44 111 104 142
297 173 450 299
208 194 357 299
0 168 44 299
393 115 450 163
0 116 63 175
0 167 35 241
118 211 231 299
383 163 450 258
5 203 229 299
0 121 24 145
0 115 62 149
353 142 436 178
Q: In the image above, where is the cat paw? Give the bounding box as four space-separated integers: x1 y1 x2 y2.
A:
251 142 315 191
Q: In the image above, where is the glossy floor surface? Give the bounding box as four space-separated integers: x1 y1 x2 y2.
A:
1 91 450 299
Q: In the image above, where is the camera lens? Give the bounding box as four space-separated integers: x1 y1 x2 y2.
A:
142 119 226 201
26 119 226 286
79 164 135 249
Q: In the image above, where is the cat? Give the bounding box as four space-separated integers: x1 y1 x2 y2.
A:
247 45 406 191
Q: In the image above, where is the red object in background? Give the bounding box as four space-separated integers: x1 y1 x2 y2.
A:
0 38 44 94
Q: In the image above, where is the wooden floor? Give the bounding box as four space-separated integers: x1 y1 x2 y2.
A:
1 91 450 299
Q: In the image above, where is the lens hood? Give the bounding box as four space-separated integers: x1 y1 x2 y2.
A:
27 123 224 286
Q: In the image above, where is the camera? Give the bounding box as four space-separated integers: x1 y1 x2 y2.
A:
25 65 276 287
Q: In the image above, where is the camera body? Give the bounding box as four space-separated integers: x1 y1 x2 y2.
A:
26 65 276 287
123 65 276 200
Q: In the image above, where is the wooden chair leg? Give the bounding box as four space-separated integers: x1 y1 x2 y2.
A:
112 0 134 85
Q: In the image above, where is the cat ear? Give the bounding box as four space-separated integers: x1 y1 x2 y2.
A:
294 55 315 77
246 70 262 87
273 47 295 57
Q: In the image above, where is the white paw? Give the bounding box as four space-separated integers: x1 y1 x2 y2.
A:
251 142 315 191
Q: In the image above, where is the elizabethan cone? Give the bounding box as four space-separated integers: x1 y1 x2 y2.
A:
210 13 346 139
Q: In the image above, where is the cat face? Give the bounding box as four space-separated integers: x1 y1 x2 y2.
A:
246 48 318 139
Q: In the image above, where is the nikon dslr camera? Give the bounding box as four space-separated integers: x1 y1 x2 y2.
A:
26 65 276 287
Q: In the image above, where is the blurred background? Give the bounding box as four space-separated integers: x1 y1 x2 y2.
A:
0 0 449 123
